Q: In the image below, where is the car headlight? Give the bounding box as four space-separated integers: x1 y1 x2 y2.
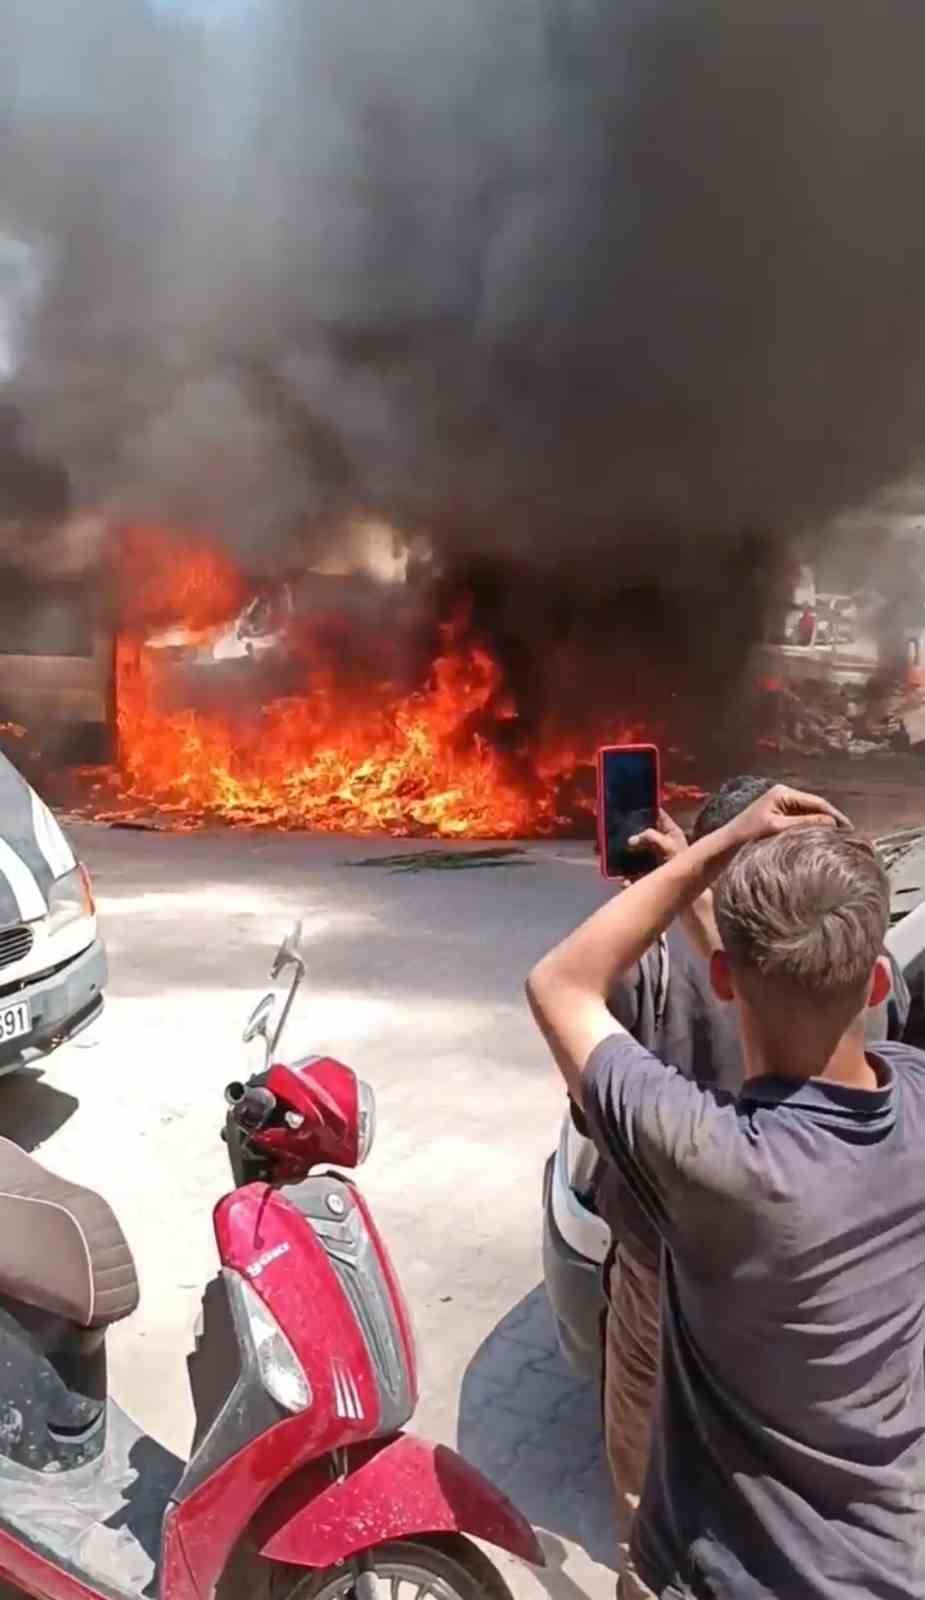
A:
46 863 95 935
238 1277 312 1412
357 1079 377 1165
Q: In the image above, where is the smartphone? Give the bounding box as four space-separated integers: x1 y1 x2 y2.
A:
596 743 661 880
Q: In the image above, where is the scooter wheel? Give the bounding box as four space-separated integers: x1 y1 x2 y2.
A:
286 1534 517 1600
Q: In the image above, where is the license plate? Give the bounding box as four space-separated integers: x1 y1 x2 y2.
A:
0 1001 31 1043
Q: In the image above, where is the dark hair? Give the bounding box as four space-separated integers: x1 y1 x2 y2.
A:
714 829 889 1003
692 775 777 841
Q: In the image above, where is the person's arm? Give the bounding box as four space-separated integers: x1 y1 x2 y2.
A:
569 958 644 1135
526 785 848 1103
630 809 722 965
680 889 722 965
526 830 734 1101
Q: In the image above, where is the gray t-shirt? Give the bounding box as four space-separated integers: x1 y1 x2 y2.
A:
595 926 744 1271
583 1034 925 1599
590 929 909 1275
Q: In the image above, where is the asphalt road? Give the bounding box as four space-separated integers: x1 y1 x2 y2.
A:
0 828 619 1600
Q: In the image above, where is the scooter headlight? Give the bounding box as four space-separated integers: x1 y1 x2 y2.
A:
238 1278 312 1413
357 1079 376 1164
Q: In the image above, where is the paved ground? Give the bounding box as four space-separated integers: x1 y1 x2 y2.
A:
0 828 619 1600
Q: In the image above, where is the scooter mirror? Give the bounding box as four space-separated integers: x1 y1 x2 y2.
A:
270 920 304 981
243 992 276 1045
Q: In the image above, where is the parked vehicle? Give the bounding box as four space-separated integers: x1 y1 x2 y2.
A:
0 924 542 1600
543 829 925 1379
0 551 113 764
0 750 105 1075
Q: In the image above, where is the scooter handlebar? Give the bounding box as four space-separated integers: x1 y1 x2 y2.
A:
225 1081 277 1132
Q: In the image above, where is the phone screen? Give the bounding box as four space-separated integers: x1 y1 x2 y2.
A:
598 745 660 879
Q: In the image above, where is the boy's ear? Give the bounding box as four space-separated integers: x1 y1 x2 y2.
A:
710 948 736 1003
867 956 892 1011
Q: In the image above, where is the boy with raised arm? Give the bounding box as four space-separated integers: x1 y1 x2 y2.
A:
529 786 925 1599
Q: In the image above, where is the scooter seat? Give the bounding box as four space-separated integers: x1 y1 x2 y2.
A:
0 1137 139 1328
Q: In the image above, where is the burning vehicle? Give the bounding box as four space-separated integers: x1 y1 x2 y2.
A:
141 569 424 704
0 521 664 838
103 525 658 837
139 575 314 716
144 585 292 671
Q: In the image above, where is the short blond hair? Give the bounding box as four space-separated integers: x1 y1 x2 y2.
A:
714 829 889 1003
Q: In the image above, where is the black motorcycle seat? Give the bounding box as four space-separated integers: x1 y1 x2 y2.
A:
0 1137 138 1328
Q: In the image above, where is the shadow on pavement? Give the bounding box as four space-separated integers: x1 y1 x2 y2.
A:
0 1067 79 1150
458 1285 614 1572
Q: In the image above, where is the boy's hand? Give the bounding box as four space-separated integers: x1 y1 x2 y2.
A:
723 784 850 849
628 809 688 865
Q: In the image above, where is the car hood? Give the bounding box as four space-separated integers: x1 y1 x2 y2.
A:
0 752 76 924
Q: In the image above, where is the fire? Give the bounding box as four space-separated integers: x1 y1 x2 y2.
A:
112 527 689 837
118 525 246 631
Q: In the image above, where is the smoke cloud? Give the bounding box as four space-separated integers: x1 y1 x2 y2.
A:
4 0 925 604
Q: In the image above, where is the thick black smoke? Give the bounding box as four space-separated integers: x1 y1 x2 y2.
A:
4 0 925 688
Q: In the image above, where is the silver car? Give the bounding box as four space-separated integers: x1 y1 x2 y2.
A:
0 752 106 1075
542 828 925 1379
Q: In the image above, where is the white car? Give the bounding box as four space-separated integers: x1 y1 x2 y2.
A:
543 827 925 1377
0 752 105 1074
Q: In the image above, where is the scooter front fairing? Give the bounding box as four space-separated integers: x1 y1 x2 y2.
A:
255 1433 544 1570
161 1178 386 1600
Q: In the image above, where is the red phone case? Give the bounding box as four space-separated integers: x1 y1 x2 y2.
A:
596 742 661 880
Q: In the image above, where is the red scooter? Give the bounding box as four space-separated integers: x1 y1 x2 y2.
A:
0 925 542 1600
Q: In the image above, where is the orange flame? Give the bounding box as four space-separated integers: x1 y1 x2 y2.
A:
117 525 246 633
112 527 691 836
